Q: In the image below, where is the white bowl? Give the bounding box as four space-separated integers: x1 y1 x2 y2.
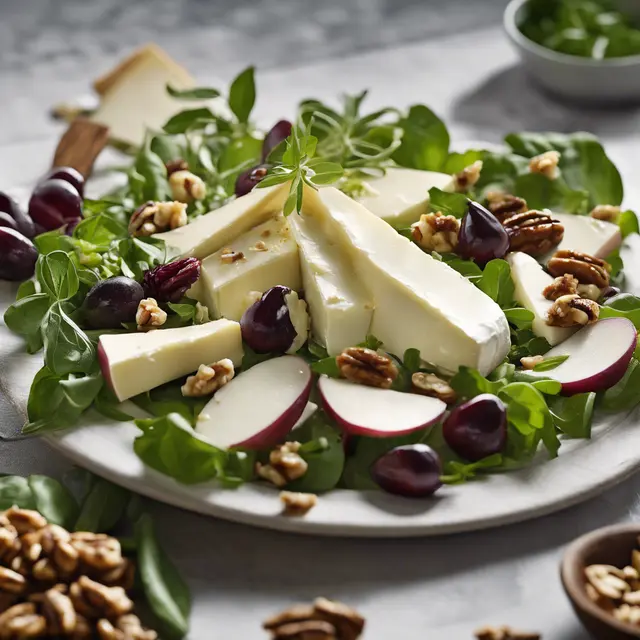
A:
504 0 640 104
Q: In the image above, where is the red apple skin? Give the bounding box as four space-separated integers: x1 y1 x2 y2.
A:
561 331 637 396
97 340 118 399
229 375 313 450
318 383 445 438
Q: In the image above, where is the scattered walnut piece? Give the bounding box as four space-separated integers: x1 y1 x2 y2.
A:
253 240 269 252
220 248 245 263
529 150 560 180
336 347 398 389
547 249 610 288
165 158 189 176
257 442 308 488
128 201 188 236
546 294 599 328
453 160 483 192
169 170 207 202
411 212 460 253
135 298 167 331
590 204 620 223
520 355 544 370
474 625 540 640
502 210 564 257
486 192 528 222
411 372 456 404
280 491 318 517
181 359 235 397
542 274 579 301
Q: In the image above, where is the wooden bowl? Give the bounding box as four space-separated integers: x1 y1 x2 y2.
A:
561 524 640 639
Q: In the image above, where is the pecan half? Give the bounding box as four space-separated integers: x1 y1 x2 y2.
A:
546 294 599 328
411 372 457 404
486 192 528 222
590 204 620 223
271 620 337 639
313 597 365 640
547 249 610 288
502 210 564 257
0 603 47 639
411 212 460 253
336 347 398 389
542 274 579 301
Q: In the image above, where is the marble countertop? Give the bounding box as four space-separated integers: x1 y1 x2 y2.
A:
3 1 640 638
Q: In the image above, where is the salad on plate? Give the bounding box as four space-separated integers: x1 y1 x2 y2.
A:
3 51 640 513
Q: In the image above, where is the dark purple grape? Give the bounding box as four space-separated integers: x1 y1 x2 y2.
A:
29 179 83 231
240 285 297 353
599 286 621 303
457 201 509 265
64 218 81 236
40 167 85 198
83 277 145 329
235 164 270 197
371 444 442 498
443 393 507 462
262 120 292 161
0 211 18 231
0 228 38 281
0 191 35 238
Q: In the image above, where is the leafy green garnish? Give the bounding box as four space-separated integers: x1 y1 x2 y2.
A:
548 393 595 438
167 84 221 100
600 293 640 328
619 210 640 238
599 358 640 412
428 187 468 218
475 259 515 309
441 454 503 484
533 355 569 371
74 477 130 532
228 66 256 124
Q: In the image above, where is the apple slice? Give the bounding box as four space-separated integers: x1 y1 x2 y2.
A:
525 318 637 395
195 356 312 449
318 376 446 437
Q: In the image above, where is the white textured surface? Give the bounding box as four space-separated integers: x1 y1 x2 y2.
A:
3 19 640 640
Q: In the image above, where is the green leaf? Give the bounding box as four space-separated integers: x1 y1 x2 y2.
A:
286 414 345 493
4 293 50 353
440 254 483 280
94 385 133 422
428 188 468 219
533 355 569 371
166 84 220 100
27 475 78 528
310 357 341 378
531 379 562 395
600 293 640 329
164 108 216 134
450 366 506 399
16 280 37 300
228 66 256 124
134 413 225 484
620 210 639 238
74 477 131 532
403 348 422 374
241 345 276 371
504 307 534 330
134 140 171 201
393 105 450 171
441 453 503 484
548 393 595 438
33 229 76 255
218 135 262 173
359 335 384 350
73 211 127 246
42 302 96 376
36 251 79 300
0 476 36 510
476 259 515 309
135 512 191 639
306 160 344 186
131 381 206 427
443 149 485 174
600 358 640 412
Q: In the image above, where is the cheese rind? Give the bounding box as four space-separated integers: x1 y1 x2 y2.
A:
154 184 289 259
200 216 301 321
507 252 576 346
355 168 455 227
551 212 622 259
99 320 243 401
302 187 510 374
289 214 373 355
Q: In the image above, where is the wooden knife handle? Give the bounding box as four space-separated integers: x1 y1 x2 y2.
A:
52 118 110 178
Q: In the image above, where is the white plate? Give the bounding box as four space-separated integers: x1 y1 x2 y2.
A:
3 280 640 538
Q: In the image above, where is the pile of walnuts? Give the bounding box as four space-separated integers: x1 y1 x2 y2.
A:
0 506 156 639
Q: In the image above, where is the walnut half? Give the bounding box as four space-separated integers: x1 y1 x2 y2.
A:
181 359 235 397
336 347 398 389
135 298 167 331
546 294 599 328
411 212 460 253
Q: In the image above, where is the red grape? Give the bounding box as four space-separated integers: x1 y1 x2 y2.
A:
29 179 82 231
371 444 442 497
235 164 270 197
262 120 292 161
457 201 509 265
0 228 38 281
0 191 35 238
83 277 145 329
0 211 18 231
41 167 85 198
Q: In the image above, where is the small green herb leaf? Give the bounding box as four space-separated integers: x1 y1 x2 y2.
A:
166 84 220 100
619 210 639 238
310 357 341 378
229 66 256 124
533 355 569 371
164 108 216 134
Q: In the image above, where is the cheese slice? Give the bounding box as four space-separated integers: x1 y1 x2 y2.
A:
154 184 289 259
200 216 301 321
355 168 455 227
551 212 622 260
289 213 373 355
301 187 510 375
91 45 199 146
98 319 243 401
507 252 576 346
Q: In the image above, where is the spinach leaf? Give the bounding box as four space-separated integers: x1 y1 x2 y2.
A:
94 386 133 422
600 293 640 328
135 513 191 639
428 188 468 218
548 393 595 438
163 108 216 135
475 259 514 309
218 135 262 173
131 382 206 427
3 293 50 353
393 105 450 171
36 251 79 300
619 210 639 238
27 475 79 529
34 229 76 255
600 358 640 412
450 366 506 399
0 476 36 510
443 149 484 174
228 66 256 124
74 477 131 532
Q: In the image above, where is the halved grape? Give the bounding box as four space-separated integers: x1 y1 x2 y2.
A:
262 120 292 161
443 393 507 461
457 201 509 265
0 228 38 281
0 211 18 231
0 191 35 238
371 444 442 498
29 179 83 231
40 167 85 198
83 277 145 329
235 164 270 197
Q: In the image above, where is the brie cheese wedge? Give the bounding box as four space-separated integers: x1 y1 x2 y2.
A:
355 168 455 227
289 213 373 355
552 212 621 260
200 216 302 321
302 187 510 374
98 319 243 401
507 252 577 346
154 184 289 259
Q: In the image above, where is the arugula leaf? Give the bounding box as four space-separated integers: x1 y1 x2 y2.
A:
533 355 569 371
504 307 534 330
428 188 468 218
133 139 171 202
241 345 276 372
167 84 220 100
514 172 588 214
134 413 225 484
34 229 76 255
27 475 78 529
228 66 256 124
218 135 262 173
475 259 515 309
548 393 595 438
450 366 506 399
393 105 449 171
359 334 384 350
403 348 422 374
